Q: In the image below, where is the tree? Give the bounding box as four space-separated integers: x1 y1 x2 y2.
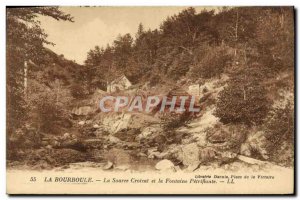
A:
255 7 294 73
264 102 294 166
215 66 269 125
113 33 133 69
7 7 73 133
85 46 103 67
136 23 144 39
26 78 73 133
189 46 232 79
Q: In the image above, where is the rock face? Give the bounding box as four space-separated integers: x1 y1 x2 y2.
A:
178 143 200 166
155 159 175 171
102 113 132 134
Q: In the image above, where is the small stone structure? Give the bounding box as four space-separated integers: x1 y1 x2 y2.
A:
107 75 132 93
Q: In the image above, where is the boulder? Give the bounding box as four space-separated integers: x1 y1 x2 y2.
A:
155 159 175 171
108 136 121 144
218 151 237 164
207 130 227 144
178 143 200 166
103 161 113 170
106 148 132 167
137 152 147 157
78 121 85 125
102 113 132 134
199 147 217 163
137 125 163 141
148 151 168 159
93 124 100 129
185 161 201 172
61 132 71 140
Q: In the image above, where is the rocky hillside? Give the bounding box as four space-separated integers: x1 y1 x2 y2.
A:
7 7 294 172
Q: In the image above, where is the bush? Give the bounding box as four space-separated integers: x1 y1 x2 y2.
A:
215 68 269 125
264 103 294 166
70 84 86 99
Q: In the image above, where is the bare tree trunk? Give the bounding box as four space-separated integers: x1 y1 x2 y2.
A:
234 9 239 57
280 13 284 29
243 86 246 101
56 81 60 105
243 47 247 101
24 60 28 97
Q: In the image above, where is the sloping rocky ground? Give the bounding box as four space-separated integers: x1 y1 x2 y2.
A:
7 75 293 172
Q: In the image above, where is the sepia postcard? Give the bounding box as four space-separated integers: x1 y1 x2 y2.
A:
6 6 295 195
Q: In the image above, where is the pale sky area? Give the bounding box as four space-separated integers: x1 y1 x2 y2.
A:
39 7 216 64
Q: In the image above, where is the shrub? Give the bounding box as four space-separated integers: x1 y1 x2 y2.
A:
264 103 294 166
215 68 269 125
70 84 86 99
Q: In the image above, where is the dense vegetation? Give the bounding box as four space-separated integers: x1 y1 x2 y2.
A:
83 7 294 83
7 7 294 166
83 6 294 126
7 7 77 135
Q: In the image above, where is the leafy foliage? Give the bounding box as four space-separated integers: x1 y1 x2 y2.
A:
189 46 232 79
82 7 293 88
26 79 73 134
215 67 270 125
264 103 294 165
7 7 73 134
7 7 294 167
70 84 87 99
